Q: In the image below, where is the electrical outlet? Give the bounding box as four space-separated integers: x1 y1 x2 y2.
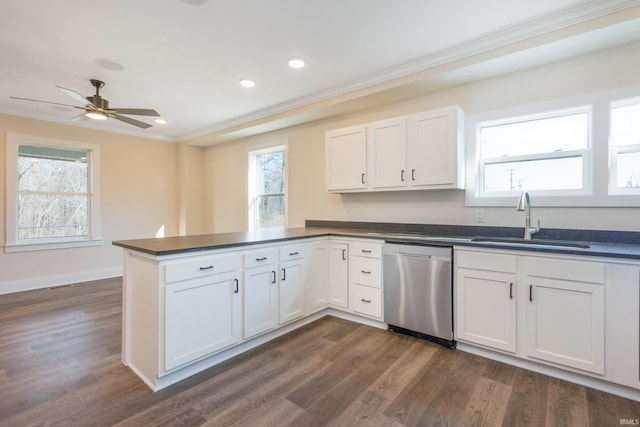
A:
475 208 485 223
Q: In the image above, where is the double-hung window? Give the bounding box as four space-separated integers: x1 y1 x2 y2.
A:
477 107 591 197
248 144 287 231
5 133 101 252
609 98 640 194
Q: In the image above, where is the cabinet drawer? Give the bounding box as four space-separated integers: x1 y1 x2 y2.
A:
164 253 240 284
244 249 277 269
351 257 382 288
351 241 382 259
522 257 605 284
278 245 305 261
456 250 516 273
352 284 382 319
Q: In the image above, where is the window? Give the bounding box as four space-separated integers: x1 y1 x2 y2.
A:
5 133 101 252
477 107 590 196
609 98 640 194
248 144 286 230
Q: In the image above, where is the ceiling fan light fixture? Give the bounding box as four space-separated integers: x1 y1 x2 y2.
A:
154 118 167 124
238 77 256 88
85 110 108 120
288 57 306 69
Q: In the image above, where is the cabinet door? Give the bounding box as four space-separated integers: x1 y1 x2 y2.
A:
407 106 462 188
456 268 517 353
525 277 604 374
367 118 406 189
164 273 241 371
329 243 349 308
606 264 640 388
243 266 278 339
308 242 330 311
279 260 304 324
326 126 367 191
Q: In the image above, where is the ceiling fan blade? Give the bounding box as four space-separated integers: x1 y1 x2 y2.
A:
10 96 84 109
112 114 152 129
56 85 96 108
111 108 160 117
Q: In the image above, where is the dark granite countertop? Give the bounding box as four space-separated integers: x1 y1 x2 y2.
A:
112 221 640 261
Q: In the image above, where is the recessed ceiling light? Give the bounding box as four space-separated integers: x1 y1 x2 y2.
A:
154 118 167 125
288 57 306 69
239 78 256 88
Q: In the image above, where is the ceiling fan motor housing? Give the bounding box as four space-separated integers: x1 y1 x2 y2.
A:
86 95 109 109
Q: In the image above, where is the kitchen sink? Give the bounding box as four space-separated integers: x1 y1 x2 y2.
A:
470 237 590 249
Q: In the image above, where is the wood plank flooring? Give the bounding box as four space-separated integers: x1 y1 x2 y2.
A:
1 278 638 426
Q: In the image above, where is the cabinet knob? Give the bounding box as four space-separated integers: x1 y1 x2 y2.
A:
361 270 371 274
199 265 214 271
256 257 268 261
361 298 372 303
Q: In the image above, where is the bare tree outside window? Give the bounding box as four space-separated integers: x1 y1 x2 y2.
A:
17 145 90 239
249 146 285 230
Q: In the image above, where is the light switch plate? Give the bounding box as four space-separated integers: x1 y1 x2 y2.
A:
475 208 485 223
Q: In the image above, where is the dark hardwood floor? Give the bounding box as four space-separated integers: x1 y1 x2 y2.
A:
0 278 638 426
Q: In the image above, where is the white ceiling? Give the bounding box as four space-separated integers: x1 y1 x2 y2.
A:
1 0 640 145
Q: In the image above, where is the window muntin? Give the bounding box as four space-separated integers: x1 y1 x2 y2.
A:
17 145 90 239
477 108 590 197
609 98 640 194
248 145 286 230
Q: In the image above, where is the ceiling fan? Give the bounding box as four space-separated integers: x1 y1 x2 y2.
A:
10 79 160 129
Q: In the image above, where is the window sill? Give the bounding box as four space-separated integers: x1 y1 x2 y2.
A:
4 238 103 253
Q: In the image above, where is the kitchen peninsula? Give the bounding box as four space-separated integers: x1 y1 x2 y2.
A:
113 222 640 401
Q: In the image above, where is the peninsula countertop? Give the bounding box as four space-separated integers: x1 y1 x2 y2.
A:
112 223 640 261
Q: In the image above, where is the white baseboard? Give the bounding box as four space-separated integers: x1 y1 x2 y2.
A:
0 267 123 295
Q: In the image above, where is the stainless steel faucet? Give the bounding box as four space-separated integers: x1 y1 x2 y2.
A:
516 191 540 240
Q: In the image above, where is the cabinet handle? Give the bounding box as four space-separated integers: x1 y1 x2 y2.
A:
361 249 372 253
411 169 416 181
342 249 346 261
234 278 239 294
529 284 533 302
401 170 405 182
289 251 299 256
361 173 365 184
281 268 286 281
509 282 513 299
199 265 214 271
272 270 276 284
256 257 268 261
361 270 371 274
361 298 372 303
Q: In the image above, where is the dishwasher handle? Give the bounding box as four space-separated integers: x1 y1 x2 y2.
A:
397 253 451 263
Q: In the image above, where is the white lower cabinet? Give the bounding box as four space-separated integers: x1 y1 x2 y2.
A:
329 242 349 308
456 248 607 378
278 245 305 324
243 249 278 339
456 268 517 353
163 255 242 372
308 241 330 311
606 263 640 389
349 240 383 320
525 276 604 374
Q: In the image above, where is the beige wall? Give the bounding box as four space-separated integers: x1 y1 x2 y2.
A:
202 40 640 234
0 115 180 292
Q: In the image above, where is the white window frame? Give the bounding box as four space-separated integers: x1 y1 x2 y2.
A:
466 85 640 207
476 106 592 199
247 141 288 231
5 133 102 253
609 96 640 196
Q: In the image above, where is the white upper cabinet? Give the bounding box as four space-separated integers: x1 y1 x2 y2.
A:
326 105 464 193
326 125 367 191
407 106 464 189
367 118 407 190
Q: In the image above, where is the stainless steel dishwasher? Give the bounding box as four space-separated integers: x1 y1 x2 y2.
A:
383 243 454 347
